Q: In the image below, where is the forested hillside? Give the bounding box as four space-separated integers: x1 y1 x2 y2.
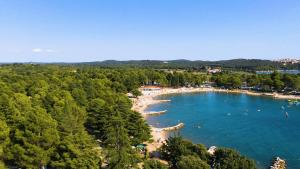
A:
77 59 299 71
0 65 151 168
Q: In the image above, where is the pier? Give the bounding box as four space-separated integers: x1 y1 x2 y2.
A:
159 99 171 102
156 123 185 131
145 110 167 115
154 99 171 103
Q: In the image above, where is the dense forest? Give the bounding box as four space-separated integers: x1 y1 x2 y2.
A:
211 71 300 92
0 65 151 168
0 64 298 168
4 59 299 71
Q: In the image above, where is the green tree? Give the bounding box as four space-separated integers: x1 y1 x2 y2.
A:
105 112 133 169
7 104 59 168
71 88 88 106
293 77 300 91
160 136 211 167
50 94 101 168
228 76 242 89
160 136 193 167
131 89 142 97
271 71 284 91
126 111 151 145
50 132 101 169
86 98 110 140
260 76 273 91
0 120 10 168
246 75 259 87
214 148 257 169
177 155 210 169
192 144 211 164
143 159 168 169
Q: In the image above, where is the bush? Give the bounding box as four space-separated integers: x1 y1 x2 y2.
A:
131 89 142 97
214 148 257 169
177 155 210 169
143 159 168 169
160 136 211 168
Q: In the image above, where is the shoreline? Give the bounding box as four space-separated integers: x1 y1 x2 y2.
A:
131 87 300 152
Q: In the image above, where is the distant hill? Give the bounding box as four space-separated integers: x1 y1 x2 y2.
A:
77 59 299 71
1 59 299 71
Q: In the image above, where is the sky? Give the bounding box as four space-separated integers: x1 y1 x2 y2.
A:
0 0 300 62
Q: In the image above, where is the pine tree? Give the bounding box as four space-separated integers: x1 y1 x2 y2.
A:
50 93 101 169
86 98 110 140
0 119 10 168
105 111 133 169
5 94 59 168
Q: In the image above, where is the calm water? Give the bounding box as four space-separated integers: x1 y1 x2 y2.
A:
146 92 300 168
256 70 300 75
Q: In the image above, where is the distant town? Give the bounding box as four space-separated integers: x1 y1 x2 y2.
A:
275 58 299 65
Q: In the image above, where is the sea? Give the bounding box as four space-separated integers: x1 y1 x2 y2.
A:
256 70 300 75
146 92 300 168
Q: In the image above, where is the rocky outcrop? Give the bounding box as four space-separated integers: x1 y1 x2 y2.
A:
270 157 286 169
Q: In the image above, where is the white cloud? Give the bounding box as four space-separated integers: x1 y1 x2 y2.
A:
32 48 56 53
45 49 55 53
32 48 43 53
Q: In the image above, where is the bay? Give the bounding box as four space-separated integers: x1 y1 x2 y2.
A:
146 92 300 168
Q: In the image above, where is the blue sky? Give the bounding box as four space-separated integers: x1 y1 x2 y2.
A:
0 0 299 62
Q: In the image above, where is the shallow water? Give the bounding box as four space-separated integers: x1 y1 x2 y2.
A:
146 92 300 168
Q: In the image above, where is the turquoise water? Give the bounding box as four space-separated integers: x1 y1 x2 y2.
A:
146 92 300 168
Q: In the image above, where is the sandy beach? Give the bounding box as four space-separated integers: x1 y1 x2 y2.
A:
131 87 300 152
